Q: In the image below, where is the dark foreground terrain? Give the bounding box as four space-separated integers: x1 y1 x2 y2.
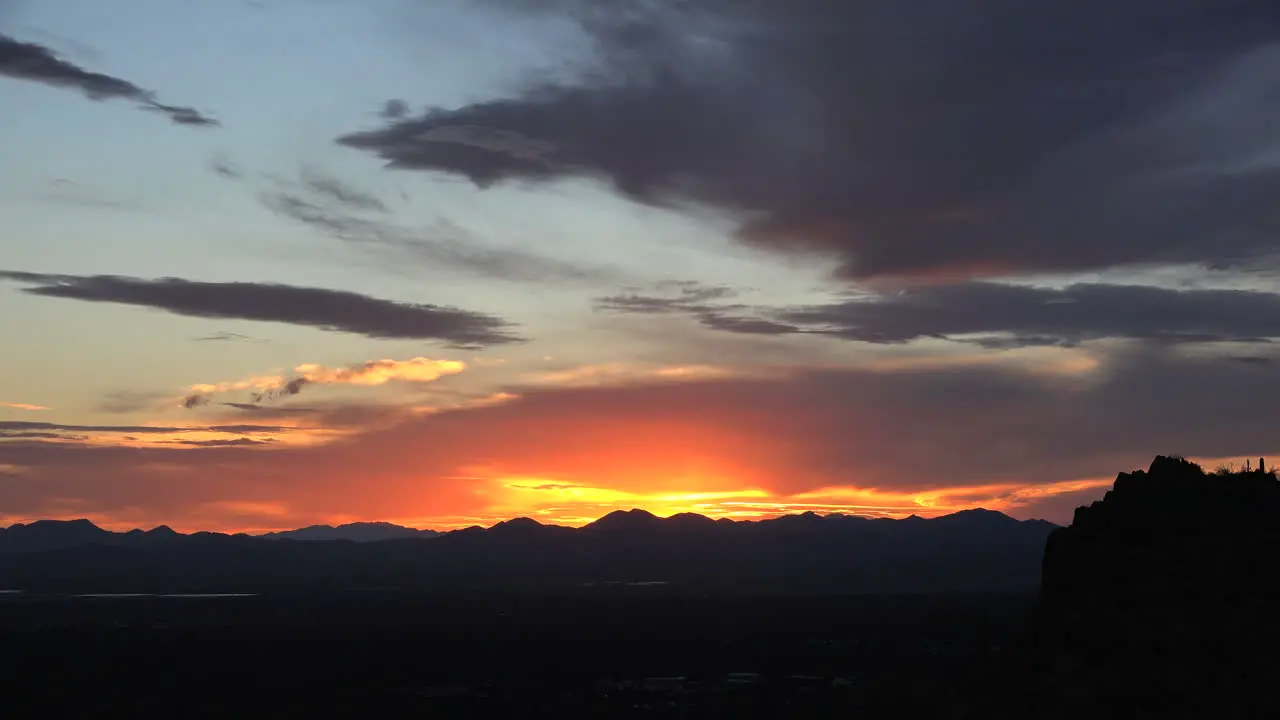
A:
0 590 1028 717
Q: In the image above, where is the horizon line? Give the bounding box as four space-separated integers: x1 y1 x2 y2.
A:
0 506 1050 537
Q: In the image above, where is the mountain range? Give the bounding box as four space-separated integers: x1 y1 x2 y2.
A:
0 508 1057 595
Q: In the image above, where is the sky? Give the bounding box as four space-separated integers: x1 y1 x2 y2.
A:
4 0 1280 533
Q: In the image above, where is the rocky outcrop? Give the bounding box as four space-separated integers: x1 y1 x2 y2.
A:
996 456 1280 718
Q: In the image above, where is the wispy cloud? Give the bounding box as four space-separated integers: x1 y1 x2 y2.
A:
299 167 387 212
598 280 1280 348
0 271 524 347
0 33 218 126
182 357 466 408
192 331 265 343
0 402 48 411
259 170 611 283
0 421 285 435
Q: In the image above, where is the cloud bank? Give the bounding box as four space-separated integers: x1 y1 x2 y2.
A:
600 281 1280 347
339 1 1280 282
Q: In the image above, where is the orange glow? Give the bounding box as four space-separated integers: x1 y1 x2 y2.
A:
0 402 50 411
11 366 1257 534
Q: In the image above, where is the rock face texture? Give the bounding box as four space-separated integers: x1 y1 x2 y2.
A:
1001 456 1280 718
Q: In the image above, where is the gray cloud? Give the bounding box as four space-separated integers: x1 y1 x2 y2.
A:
162 438 276 448
192 331 263 343
0 421 284 436
340 1 1280 282
0 271 524 348
209 156 242 180
299 167 388 212
98 391 170 415
595 281 741 314
773 283 1280 347
380 98 409 120
601 281 1280 347
0 33 218 126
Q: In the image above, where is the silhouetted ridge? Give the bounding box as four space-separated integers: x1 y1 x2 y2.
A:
1041 455 1280 602
263 522 438 542
664 512 717 528
0 509 1054 594
585 508 662 531
0 519 109 553
996 456 1280 717
487 517 546 535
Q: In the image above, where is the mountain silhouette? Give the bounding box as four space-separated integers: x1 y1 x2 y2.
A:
262 522 439 543
584 508 663 531
0 519 112 553
0 509 1054 595
987 456 1280 718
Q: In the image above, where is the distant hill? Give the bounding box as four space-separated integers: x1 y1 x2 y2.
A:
262 522 439 543
0 509 1056 595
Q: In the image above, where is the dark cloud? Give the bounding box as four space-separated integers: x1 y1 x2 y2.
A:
207 425 290 435
601 281 1280 347
0 432 88 441
181 394 210 410
340 1 1280 282
380 98 409 120
0 271 524 348
222 402 282 412
0 421 284 436
770 283 1280 347
0 33 218 126
251 377 309 404
186 378 310 410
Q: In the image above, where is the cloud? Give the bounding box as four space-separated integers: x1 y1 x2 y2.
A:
0 271 524 347
3 343 1278 528
294 357 465 386
595 281 742 314
163 438 276 448
0 402 47 411
0 421 285 437
208 155 242 180
97 391 169 415
600 281 1280 347
299 167 388 212
192 331 263 343
39 178 143 212
259 177 608 283
0 33 218 126
380 98 410 120
521 361 775 389
339 1 1280 282
183 357 466 407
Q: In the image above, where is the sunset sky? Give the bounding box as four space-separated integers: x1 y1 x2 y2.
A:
4 0 1280 532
